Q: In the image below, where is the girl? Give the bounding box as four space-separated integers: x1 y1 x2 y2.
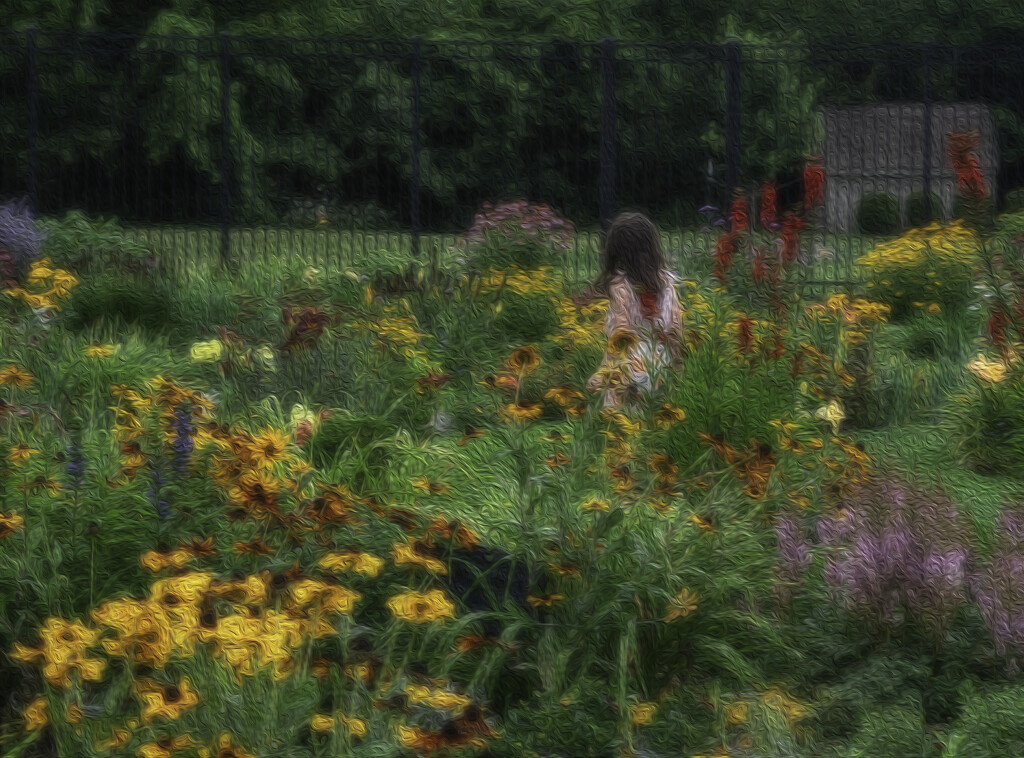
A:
586 212 684 412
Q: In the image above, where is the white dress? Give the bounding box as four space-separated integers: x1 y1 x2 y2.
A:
586 269 684 409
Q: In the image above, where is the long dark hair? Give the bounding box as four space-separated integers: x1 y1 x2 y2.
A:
593 212 666 297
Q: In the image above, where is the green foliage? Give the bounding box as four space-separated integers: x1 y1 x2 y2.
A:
943 682 1024 757
950 366 1024 477
307 411 398 489
906 190 943 228
493 291 560 345
836 696 930 758
36 210 156 276
857 192 899 236
1003 188 1024 214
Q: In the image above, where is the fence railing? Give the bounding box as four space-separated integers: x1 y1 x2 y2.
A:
1 32 1023 283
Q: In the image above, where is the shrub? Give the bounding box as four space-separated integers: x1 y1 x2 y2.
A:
906 190 943 227
857 192 899 235
855 221 981 319
943 681 1024 756
64 272 181 336
837 697 930 758
950 364 1024 477
461 199 575 270
35 210 155 275
1003 188 1024 214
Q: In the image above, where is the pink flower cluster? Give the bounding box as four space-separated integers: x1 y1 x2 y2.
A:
461 199 575 251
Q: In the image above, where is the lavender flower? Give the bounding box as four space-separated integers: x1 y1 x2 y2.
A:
971 505 1024 672
171 408 195 477
773 513 814 609
64 440 86 490
0 197 47 284
815 471 973 638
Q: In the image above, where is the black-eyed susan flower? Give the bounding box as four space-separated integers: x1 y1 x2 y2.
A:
247 427 292 471
392 541 448 575
647 453 678 482
664 588 698 623
16 474 61 497
629 702 658 727
91 598 174 668
501 403 543 423
199 732 253 758
457 427 487 446
0 511 24 538
387 590 457 623
286 579 361 616
8 443 39 464
607 329 639 358
84 342 118 358
318 551 385 578
137 677 200 724
12 617 106 688
140 546 195 573
0 365 33 388
411 476 450 495
505 345 541 375
544 386 585 406
545 452 570 468
93 726 131 753
581 497 610 512
22 697 48 732
310 713 335 732
526 593 563 609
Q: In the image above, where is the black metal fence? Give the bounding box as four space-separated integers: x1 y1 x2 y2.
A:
2 31 1024 284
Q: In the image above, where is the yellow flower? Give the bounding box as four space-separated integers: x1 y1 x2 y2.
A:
502 403 544 423
927 303 941 314
22 697 48 731
544 386 585 406
725 700 748 725
386 589 457 623
189 339 225 363
629 702 658 727
340 715 367 739
581 497 610 511
815 400 845 435
139 549 195 573
654 403 686 427
0 365 33 388
689 514 713 532
392 542 448 575
137 677 200 724
664 588 698 623
506 345 542 375
968 354 1009 384
318 551 385 578
310 714 335 732
84 342 119 358
247 427 292 471
405 684 472 711
197 733 247 758
8 443 39 464
12 616 106 689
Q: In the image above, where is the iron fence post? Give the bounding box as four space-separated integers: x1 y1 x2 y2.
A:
27 27 39 216
599 37 617 233
411 37 423 260
922 44 933 223
219 32 233 272
725 40 742 206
